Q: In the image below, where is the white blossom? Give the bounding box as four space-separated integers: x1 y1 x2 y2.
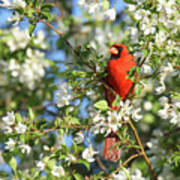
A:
103 8 116 21
78 0 102 14
169 111 180 125
155 85 165 95
56 81 73 108
74 131 85 144
2 112 15 125
166 40 176 54
33 30 47 49
157 0 176 17
43 145 50 151
131 168 146 180
134 9 149 21
90 110 122 136
141 64 153 75
92 112 106 123
15 122 27 134
158 109 169 120
78 0 116 21
153 129 163 137
0 0 26 9
51 165 65 177
65 154 76 166
3 31 48 89
132 108 143 121
155 30 168 48
113 168 145 180
134 51 144 59
91 100 141 136
130 27 138 43
5 138 16 151
173 99 180 109
8 59 20 77
146 142 153 149
160 62 174 75
4 126 13 134
19 144 31 154
140 15 157 35
128 4 136 12
13 48 48 90
82 145 98 162
158 97 180 126
143 101 152 111
36 160 45 171
7 27 30 52
159 96 169 106
7 12 21 25
107 111 122 123
113 169 127 180
119 100 133 121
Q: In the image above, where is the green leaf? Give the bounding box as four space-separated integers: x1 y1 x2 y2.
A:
112 95 122 107
94 100 109 111
28 108 35 121
121 167 131 180
42 11 54 21
26 9 36 17
47 159 56 169
9 157 17 172
77 159 90 170
174 155 180 166
15 113 22 123
71 70 86 78
41 3 54 11
0 171 9 178
135 84 141 96
28 24 36 36
102 0 110 10
143 49 149 57
69 117 80 125
73 173 84 180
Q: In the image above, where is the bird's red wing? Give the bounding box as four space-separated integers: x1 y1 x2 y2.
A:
107 54 136 100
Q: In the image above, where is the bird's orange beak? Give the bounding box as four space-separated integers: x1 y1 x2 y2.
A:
109 47 118 55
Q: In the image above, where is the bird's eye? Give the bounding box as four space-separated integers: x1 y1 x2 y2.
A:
116 46 123 54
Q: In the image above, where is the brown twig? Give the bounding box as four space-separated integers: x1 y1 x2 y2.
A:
30 124 89 135
38 19 94 70
128 120 157 180
38 19 118 98
38 19 74 51
122 152 143 167
95 156 108 174
42 125 89 134
109 152 143 177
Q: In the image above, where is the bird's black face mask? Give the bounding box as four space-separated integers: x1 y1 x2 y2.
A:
110 46 123 59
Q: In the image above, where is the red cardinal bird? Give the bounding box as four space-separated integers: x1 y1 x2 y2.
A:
103 44 136 162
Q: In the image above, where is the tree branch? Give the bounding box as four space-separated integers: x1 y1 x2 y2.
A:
128 120 157 180
38 19 117 97
109 152 143 178
30 124 90 135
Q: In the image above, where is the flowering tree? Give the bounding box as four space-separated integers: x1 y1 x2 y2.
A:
0 0 180 179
